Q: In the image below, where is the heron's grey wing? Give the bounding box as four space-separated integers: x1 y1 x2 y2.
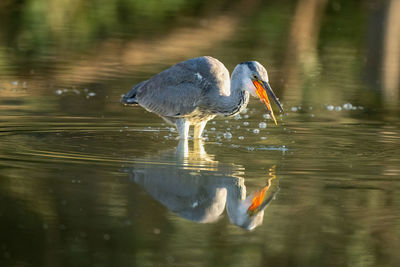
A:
135 57 221 117
137 82 203 117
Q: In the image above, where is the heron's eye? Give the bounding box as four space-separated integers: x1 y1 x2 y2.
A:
253 75 258 80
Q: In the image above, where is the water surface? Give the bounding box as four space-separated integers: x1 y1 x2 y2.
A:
1 1 400 266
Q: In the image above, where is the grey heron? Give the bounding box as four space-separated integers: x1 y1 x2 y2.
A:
121 56 283 139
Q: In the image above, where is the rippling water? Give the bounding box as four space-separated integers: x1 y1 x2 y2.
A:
1 1 400 266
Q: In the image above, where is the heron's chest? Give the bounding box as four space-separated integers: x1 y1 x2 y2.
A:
186 108 216 124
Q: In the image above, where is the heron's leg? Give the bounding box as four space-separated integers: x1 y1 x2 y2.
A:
194 121 207 139
176 139 189 159
176 119 190 139
193 138 206 157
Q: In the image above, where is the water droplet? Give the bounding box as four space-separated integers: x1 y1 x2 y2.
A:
291 107 298 112
335 106 342 111
243 122 249 126
259 122 267 129
210 127 216 131
243 114 249 119
223 132 232 139
234 114 242 120
253 129 260 134
55 89 63 95
327 105 334 111
343 103 353 110
263 114 271 119
238 136 244 140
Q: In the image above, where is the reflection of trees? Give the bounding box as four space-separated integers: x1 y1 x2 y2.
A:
365 0 400 108
382 0 400 104
52 15 239 85
0 0 252 91
282 0 327 103
281 0 399 107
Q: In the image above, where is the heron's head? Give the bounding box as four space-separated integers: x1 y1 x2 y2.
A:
233 61 284 124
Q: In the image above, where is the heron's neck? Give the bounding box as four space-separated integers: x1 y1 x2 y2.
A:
217 74 250 116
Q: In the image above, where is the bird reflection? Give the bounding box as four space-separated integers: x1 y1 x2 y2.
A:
127 140 279 230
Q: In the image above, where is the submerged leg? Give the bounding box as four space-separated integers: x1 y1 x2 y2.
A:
176 138 189 158
176 119 190 139
194 121 208 139
193 138 206 157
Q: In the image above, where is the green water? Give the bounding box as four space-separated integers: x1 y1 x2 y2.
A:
1 0 400 266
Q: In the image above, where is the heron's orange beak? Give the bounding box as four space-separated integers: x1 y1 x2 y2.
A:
252 80 283 125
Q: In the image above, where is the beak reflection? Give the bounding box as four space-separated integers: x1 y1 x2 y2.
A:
247 165 279 217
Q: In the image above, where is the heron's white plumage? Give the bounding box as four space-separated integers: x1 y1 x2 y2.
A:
195 72 203 80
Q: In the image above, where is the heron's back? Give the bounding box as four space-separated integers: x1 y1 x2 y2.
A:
133 56 230 119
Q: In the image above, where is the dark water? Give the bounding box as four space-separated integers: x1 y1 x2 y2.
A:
1 0 400 266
